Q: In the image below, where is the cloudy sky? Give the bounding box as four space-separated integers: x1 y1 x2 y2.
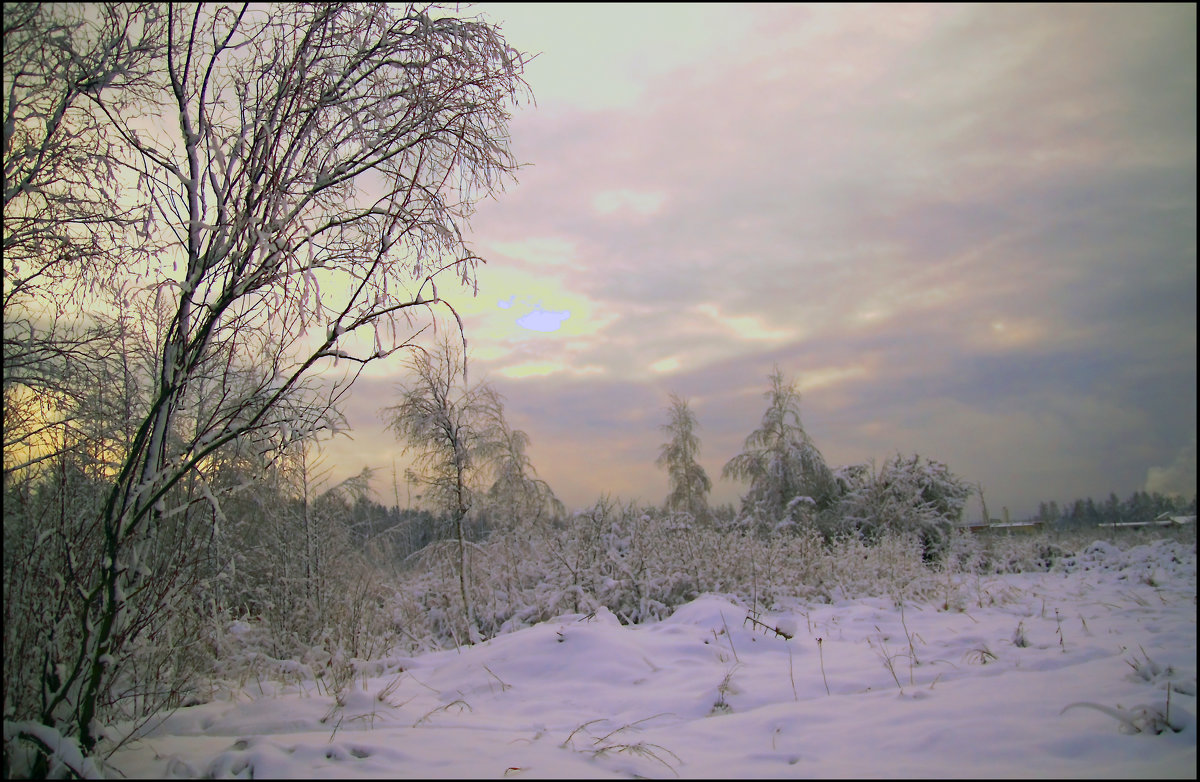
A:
323 3 1196 519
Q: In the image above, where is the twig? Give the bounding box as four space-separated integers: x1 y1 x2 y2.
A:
592 713 674 744
817 638 830 696
870 628 904 693
719 611 740 663
482 664 511 692
413 698 472 727
744 612 793 640
328 714 343 742
787 642 798 701
560 719 605 748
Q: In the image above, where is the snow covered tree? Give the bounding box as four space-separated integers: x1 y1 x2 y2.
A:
656 394 711 522
722 367 837 531
482 416 565 532
3 2 529 768
383 338 506 643
3 2 161 482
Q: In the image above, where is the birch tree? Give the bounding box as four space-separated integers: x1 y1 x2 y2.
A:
483 415 565 531
383 338 505 643
656 394 711 522
3 2 162 480
722 367 837 530
3 2 529 769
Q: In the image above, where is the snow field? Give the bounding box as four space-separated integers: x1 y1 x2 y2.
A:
107 538 1195 778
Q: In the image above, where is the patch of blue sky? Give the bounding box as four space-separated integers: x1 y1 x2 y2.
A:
515 307 571 333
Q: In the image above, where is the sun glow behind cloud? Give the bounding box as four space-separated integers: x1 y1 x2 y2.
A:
445 236 622 380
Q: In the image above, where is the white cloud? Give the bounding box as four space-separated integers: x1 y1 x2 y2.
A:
497 361 605 380
694 304 798 343
650 356 681 374
592 189 666 217
489 237 579 268
796 364 872 393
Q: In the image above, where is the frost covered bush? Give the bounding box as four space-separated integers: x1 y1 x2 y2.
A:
3 466 110 739
389 502 969 651
832 454 972 560
191 452 406 666
398 499 699 638
388 499 939 650
184 487 1200 673
4 721 102 780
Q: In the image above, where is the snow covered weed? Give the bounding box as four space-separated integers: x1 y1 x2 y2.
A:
1122 646 1197 697
825 532 926 602
963 644 998 665
1125 646 1175 686
1061 700 1187 735
561 714 681 777
412 698 473 728
709 665 739 715
868 628 910 692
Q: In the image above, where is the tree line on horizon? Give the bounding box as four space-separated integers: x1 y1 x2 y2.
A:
1034 490 1195 526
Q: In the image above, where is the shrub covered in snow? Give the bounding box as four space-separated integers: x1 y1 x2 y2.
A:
832 454 973 559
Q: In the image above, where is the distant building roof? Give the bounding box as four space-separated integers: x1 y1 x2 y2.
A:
1100 516 1194 528
960 519 1047 533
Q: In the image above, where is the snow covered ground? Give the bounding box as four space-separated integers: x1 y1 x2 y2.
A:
109 538 1195 778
